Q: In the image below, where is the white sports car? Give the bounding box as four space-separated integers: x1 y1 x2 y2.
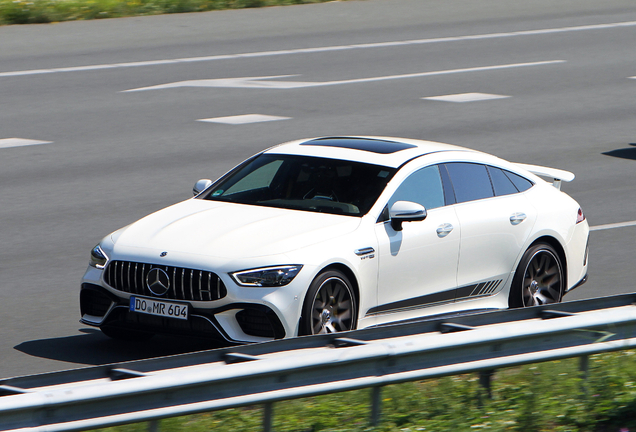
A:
80 137 589 342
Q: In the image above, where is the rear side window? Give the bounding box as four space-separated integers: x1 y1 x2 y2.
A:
444 163 494 203
487 166 518 196
504 170 534 192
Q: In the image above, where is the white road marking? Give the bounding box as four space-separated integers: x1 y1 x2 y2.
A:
124 61 564 92
590 220 636 232
423 92 510 103
1 20 635 78
0 138 53 149
197 114 291 124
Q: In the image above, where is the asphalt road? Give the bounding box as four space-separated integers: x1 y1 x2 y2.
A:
1 0 636 379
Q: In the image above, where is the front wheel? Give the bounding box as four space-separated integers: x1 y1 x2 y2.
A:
300 270 357 335
509 243 564 308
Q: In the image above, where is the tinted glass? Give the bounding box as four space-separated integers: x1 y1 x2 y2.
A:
224 160 283 195
504 170 534 192
202 154 395 216
445 163 494 203
389 165 445 210
301 137 417 154
487 166 519 196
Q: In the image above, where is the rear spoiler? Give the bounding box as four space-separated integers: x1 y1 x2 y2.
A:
514 163 575 191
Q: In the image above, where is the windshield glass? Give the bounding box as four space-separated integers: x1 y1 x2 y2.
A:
200 154 396 216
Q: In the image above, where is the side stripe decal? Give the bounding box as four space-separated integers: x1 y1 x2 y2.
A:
366 279 503 317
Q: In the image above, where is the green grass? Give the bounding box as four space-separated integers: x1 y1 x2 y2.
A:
0 0 340 25
94 351 636 432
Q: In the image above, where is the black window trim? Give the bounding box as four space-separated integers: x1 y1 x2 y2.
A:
442 162 536 205
373 154 537 222
439 164 457 206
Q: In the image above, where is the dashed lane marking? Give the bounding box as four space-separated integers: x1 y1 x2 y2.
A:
0 138 53 149
197 114 291 124
590 220 636 232
423 93 510 102
2 20 635 78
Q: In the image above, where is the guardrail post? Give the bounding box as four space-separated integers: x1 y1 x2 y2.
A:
479 369 494 400
370 386 382 426
263 402 274 432
579 355 589 377
579 355 589 395
148 420 160 432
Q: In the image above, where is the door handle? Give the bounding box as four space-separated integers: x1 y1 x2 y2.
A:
510 212 527 225
436 223 454 238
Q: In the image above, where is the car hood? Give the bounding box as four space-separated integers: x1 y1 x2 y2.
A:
113 199 361 260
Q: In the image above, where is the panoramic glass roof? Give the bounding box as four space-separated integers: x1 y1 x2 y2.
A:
300 137 417 154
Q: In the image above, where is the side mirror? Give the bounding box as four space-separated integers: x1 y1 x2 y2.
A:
193 179 213 196
389 201 427 231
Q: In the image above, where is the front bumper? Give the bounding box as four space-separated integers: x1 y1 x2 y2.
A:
80 253 311 343
80 283 287 342
565 273 588 294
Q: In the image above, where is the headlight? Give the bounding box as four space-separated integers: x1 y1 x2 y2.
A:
89 244 109 269
230 265 303 287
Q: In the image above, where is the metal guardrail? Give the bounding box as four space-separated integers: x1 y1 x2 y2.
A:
2 292 636 432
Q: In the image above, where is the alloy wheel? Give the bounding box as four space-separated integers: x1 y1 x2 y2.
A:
310 276 355 334
522 249 563 306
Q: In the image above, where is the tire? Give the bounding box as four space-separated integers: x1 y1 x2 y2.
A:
100 326 155 342
300 270 358 335
509 243 564 308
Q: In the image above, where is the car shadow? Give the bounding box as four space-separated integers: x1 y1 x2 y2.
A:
602 143 636 160
14 328 228 366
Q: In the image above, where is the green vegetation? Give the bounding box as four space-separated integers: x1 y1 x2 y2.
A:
0 0 338 25
96 351 636 432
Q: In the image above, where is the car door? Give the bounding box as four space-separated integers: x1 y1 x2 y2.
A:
443 163 537 300
371 165 460 322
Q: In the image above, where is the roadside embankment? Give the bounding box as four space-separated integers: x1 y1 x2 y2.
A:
0 0 341 25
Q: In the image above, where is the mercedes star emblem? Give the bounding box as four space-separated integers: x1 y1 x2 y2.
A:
146 268 170 296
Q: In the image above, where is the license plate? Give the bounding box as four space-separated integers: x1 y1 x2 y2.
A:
129 296 189 320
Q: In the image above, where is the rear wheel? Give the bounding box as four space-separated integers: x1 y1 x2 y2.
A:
509 243 564 308
300 270 357 335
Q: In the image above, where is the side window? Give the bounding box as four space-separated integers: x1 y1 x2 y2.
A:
487 166 518 196
445 163 494 203
504 170 533 192
389 165 445 210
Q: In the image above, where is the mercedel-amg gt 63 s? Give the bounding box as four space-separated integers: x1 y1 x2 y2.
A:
80 137 589 342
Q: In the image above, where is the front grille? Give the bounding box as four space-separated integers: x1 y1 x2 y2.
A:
104 261 227 301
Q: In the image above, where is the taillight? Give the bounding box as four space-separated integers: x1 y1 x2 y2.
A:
576 208 586 224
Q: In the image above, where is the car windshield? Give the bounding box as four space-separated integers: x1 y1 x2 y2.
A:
200 154 396 216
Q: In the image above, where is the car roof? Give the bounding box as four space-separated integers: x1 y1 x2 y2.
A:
263 136 480 168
